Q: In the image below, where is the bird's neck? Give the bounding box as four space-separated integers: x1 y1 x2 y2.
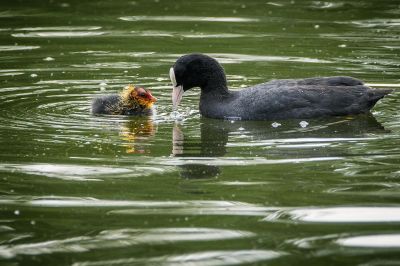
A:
201 67 230 96
200 83 234 106
202 84 230 97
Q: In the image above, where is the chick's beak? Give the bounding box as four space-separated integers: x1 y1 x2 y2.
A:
140 88 156 103
149 95 157 103
146 90 157 103
170 67 183 110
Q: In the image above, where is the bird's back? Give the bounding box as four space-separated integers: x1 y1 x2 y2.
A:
200 76 391 120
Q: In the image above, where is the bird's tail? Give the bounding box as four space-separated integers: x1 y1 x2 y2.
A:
368 88 392 107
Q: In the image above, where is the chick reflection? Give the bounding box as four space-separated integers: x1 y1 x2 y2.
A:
172 114 386 179
120 117 156 154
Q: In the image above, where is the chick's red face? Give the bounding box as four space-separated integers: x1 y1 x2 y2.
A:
137 87 157 103
130 87 157 108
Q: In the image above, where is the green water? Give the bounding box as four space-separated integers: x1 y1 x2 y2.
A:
1 0 400 265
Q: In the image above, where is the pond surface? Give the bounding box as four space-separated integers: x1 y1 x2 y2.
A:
1 0 400 265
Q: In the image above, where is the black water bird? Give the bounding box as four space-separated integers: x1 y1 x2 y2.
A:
169 53 391 120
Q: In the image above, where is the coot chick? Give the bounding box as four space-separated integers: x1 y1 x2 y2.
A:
169 53 391 120
92 85 157 115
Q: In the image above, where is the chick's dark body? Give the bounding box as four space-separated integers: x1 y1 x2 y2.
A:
91 94 119 114
92 95 153 115
91 85 155 115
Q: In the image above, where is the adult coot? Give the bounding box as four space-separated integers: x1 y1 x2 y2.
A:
92 85 156 115
169 53 391 120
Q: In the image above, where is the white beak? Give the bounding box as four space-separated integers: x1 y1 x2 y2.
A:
169 67 184 110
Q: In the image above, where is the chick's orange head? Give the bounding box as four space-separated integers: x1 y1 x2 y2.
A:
130 86 157 108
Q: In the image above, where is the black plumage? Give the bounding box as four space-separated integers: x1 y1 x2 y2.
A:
170 54 391 120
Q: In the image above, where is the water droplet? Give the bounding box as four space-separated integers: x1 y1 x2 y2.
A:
31 220 36 225
299 121 309 128
338 44 347 48
14 210 20 215
170 111 184 121
30 73 38 78
314 24 320 29
271 122 281 128
43 57 55 61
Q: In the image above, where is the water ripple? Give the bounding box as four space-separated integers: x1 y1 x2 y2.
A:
337 234 400 248
0 164 167 181
0 79 167 151
6 196 265 208
326 182 400 198
12 31 105 38
209 53 331 64
0 228 253 259
212 181 270 186
338 18 400 28
0 45 40 51
130 31 260 39
0 196 275 216
287 233 400 253
228 137 376 147
263 207 400 223
73 250 284 266
151 156 342 167
71 62 141 69
119 16 259 23
10 26 104 38
15 26 102 31
308 1 347 10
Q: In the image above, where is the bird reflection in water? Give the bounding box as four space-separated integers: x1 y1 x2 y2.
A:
172 114 387 179
120 117 156 154
172 122 226 179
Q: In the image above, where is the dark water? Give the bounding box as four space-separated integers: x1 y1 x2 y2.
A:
1 0 400 265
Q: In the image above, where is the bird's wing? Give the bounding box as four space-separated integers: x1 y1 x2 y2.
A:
241 85 381 119
253 76 364 89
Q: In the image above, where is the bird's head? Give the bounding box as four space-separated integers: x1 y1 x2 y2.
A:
121 85 157 109
169 53 227 109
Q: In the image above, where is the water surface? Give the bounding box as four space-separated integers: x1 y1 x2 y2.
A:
1 0 400 265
